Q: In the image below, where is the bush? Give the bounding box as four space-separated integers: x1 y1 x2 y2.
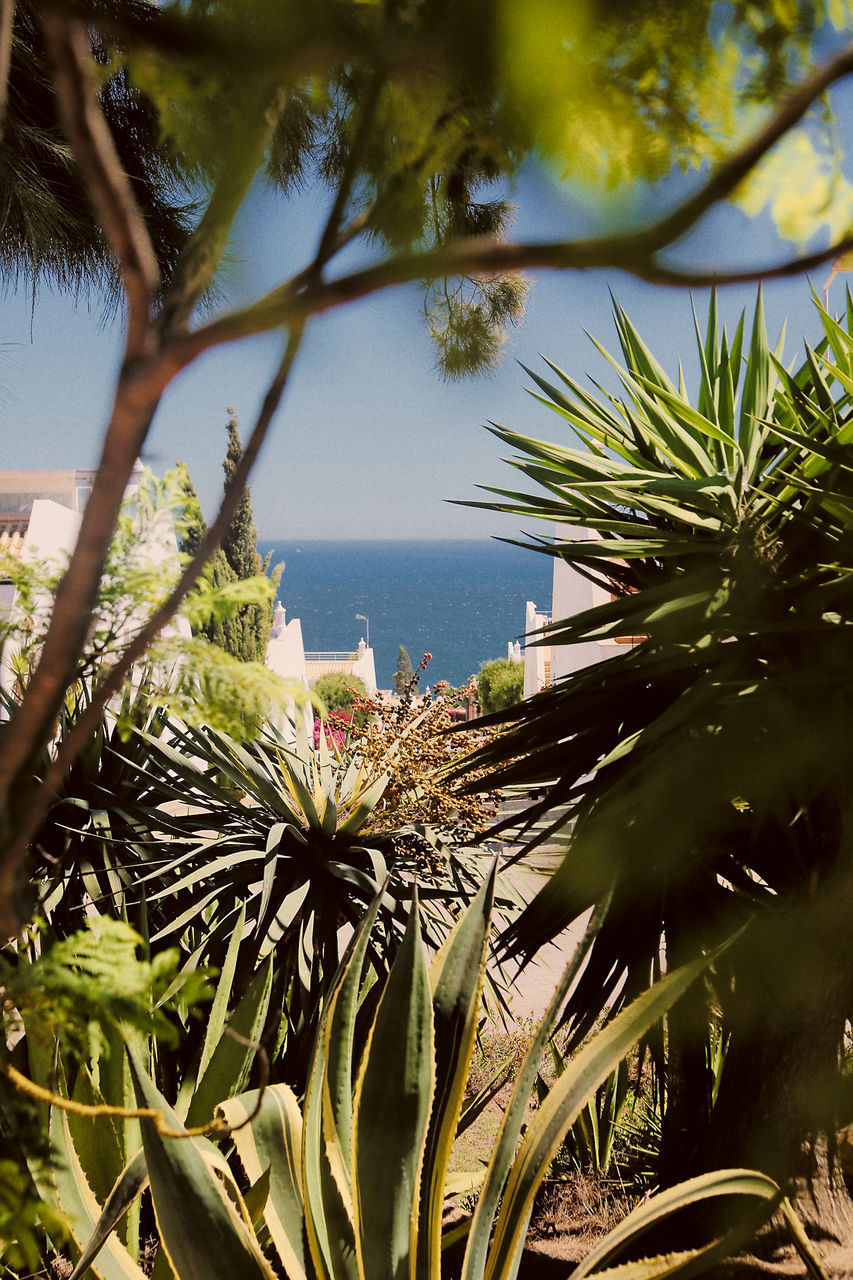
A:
477 658 524 715
312 671 368 714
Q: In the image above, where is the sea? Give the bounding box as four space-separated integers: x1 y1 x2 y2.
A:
258 539 554 690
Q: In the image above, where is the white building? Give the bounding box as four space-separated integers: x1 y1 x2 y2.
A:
0 463 190 705
521 600 552 698
0 468 375 736
304 637 377 697
0 467 102 619
521 525 638 696
264 602 313 736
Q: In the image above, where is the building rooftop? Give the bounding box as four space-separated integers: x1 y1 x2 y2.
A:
0 525 27 559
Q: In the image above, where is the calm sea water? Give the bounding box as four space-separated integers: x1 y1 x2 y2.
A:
259 539 553 689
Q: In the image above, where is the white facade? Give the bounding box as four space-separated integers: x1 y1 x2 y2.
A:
522 600 552 698
265 602 313 737
550 526 623 681
0 466 189 706
304 637 377 696
521 525 637 696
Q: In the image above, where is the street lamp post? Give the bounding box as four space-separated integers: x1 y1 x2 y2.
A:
355 613 370 648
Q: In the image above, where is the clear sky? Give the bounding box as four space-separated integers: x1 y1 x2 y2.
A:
2 131 851 541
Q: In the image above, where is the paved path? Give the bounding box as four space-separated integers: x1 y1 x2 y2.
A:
484 837 592 1023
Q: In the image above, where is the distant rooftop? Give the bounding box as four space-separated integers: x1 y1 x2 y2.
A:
0 526 26 559
0 461 145 520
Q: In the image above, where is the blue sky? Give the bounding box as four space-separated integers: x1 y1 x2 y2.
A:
2 142 850 540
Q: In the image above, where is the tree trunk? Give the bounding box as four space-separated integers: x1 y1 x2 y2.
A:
659 891 714 1191
703 874 853 1246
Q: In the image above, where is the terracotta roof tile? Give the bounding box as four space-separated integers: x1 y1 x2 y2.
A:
0 528 26 559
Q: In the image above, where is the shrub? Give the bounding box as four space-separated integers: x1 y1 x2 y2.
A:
477 658 524 715
312 671 368 714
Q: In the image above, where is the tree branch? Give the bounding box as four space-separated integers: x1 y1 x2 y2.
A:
0 0 15 146
0 330 304 910
161 43 853 354
163 226 853 369
40 10 159 339
627 237 853 289
0 12 164 927
632 42 853 255
0 12 162 838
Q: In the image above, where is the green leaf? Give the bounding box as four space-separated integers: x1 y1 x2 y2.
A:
572 1169 787 1279
416 863 496 1280
460 900 608 1280
484 949 718 1280
257 878 311 961
126 1051 275 1280
68 1151 149 1280
302 892 385 1280
739 286 772 479
197 903 246 1081
68 1067 129 1228
338 774 392 834
185 956 273 1129
50 1094 147 1280
353 899 435 1280
218 1085 308 1280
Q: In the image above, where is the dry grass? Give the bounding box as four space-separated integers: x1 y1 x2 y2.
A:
528 1174 630 1243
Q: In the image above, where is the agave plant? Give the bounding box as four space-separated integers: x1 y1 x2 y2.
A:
458 289 853 1225
72 713 521 1082
45 872 826 1280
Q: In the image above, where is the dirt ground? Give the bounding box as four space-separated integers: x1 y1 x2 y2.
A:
450 1185 853 1278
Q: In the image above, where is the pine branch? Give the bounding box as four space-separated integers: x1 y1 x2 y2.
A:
0 0 15 145
40 10 159 334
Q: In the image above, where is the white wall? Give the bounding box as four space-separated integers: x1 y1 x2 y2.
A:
265 605 313 737
352 638 377 696
523 599 551 698
550 524 634 682
519 525 637 701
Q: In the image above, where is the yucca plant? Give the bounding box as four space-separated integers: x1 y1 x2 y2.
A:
49 872 825 1280
25 679 174 934
458 288 853 1234
81 714 521 1082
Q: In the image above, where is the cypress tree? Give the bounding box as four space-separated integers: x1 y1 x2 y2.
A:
177 414 280 663
220 409 280 663
393 645 414 694
176 459 238 650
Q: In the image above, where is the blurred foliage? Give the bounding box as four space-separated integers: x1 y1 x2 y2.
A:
0 917 211 1274
22 0 853 370
1 0 196 302
2 917 210 1061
